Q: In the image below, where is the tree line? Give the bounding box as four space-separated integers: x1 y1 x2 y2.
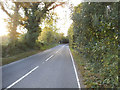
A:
1 1 68 57
68 2 119 88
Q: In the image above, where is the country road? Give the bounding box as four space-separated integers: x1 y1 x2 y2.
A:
2 44 80 89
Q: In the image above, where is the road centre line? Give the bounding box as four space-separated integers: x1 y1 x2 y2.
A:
45 45 65 62
55 45 65 54
4 45 66 89
5 66 39 90
56 51 59 54
69 48 81 88
55 49 61 54
45 55 54 62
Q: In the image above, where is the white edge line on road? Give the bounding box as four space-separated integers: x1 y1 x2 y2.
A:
5 66 39 90
69 48 81 88
45 55 54 62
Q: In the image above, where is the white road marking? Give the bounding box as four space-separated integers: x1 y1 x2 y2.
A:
42 62 45 64
56 50 59 54
45 55 54 62
56 51 58 54
5 66 39 90
69 48 81 88
46 45 65 61
55 45 65 54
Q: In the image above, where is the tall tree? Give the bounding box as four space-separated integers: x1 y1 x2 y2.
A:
20 2 65 48
0 1 21 46
38 12 59 44
0 1 65 47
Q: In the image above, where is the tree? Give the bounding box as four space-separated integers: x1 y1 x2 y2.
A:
0 1 21 46
38 12 59 44
20 2 65 48
0 1 65 48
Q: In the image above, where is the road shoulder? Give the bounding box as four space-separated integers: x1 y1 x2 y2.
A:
69 47 86 88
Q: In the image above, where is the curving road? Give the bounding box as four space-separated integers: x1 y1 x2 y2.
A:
2 44 80 89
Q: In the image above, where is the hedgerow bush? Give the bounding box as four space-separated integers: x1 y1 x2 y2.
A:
68 2 119 88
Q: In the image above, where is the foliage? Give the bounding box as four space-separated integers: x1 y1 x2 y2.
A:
0 35 9 45
0 2 21 46
2 43 58 65
1 1 65 48
1 1 65 58
20 2 65 48
68 2 119 88
38 12 68 44
38 12 58 44
22 3 41 48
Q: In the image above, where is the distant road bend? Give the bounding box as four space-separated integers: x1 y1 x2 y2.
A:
2 44 81 89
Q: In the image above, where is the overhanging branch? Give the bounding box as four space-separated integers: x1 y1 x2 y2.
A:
0 2 12 18
48 2 65 11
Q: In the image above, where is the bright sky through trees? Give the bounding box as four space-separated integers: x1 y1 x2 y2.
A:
0 0 82 36
0 9 9 36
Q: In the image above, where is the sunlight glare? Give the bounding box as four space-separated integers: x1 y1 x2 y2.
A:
0 9 9 36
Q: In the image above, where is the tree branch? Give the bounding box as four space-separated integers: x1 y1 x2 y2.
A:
48 2 65 11
0 2 12 18
45 2 55 9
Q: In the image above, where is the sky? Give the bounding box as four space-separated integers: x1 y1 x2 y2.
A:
0 9 9 36
0 0 82 36
54 0 82 36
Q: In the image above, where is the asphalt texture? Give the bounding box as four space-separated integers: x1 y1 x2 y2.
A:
2 44 80 89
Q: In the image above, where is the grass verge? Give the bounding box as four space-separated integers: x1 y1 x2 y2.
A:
70 47 101 88
2 43 59 66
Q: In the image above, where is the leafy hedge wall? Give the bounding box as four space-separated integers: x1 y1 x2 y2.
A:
68 2 119 88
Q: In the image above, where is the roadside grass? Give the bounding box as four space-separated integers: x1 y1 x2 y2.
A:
2 43 59 66
70 48 101 88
